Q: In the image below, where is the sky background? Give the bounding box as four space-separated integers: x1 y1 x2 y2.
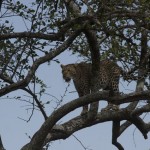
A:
0 1 150 150
0 50 149 150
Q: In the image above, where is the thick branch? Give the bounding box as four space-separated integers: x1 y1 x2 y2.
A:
0 16 95 41
109 90 150 105
131 104 150 116
0 32 64 41
83 29 100 119
120 121 131 135
128 116 148 139
83 30 100 69
0 73 48 120
21 90 150 149
0 30 81 97
0 0 2 11
44 105 150 144
112 121 124 150
21 91 110 150
120 29 148 134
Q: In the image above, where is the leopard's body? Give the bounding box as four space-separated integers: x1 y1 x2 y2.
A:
61 60 121 115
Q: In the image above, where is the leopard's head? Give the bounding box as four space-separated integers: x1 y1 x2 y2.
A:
61 64 77 82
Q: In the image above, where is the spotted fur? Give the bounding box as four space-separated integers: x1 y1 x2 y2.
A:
61 60 121 115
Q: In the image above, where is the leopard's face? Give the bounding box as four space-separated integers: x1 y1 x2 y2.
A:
61 64 77 82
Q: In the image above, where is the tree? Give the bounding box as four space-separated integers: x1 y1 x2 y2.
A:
0 0 150 150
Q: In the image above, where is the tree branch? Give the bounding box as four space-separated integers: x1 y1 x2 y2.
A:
0 30 81 97
20 89 150 149
0 32 63 41
128 116 148 139
112 121 124 150
0 136 5 150
44 105 149 145
0 73 48 120
0 15 96 41
112 29 148 149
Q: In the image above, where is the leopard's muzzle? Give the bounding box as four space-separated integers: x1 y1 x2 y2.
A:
63 77 71 82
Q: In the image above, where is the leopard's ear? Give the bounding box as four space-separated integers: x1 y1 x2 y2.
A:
61 64 64 68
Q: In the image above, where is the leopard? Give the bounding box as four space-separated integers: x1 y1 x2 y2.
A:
61 60 122 115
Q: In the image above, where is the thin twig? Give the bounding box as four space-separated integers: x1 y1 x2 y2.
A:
72 134 92 150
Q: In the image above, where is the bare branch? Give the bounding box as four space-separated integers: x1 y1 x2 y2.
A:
120 121 131 135
112 121 124 150
21 89 150 149
0 32 64 41
44 105 150 144
0 30 81 97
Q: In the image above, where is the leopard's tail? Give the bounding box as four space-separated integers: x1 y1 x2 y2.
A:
120 68 147 81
